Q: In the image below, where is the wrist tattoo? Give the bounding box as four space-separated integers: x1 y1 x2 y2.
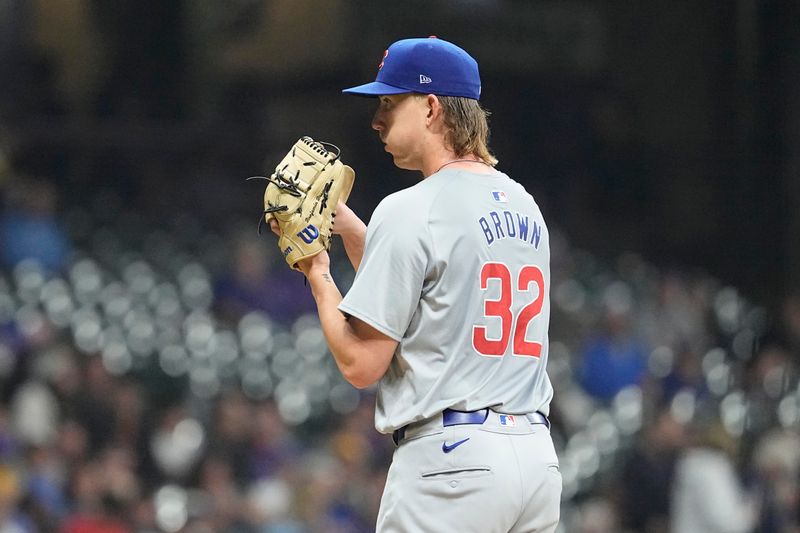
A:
322 273 333 283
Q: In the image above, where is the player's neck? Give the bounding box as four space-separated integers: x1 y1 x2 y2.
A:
424 154 494 177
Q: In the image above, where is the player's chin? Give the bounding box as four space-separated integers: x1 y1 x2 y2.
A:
391 156 413 170
389 152 412 170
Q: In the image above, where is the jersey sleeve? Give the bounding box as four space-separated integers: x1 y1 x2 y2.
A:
338 192 431 342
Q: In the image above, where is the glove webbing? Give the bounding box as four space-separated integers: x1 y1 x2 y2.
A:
246 140 342 235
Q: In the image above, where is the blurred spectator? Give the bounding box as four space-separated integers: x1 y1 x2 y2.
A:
108 381 145 451
193 455 248 532
579 284 648 401
670 417 760 533
297 452 372 533
60 459 130 533
0 465 33 533
10 380 59 448
752 429 800 533
207 390 252 484
657 346 707 403
98 447 140 519
55 420 89 468
214 233 315 327
0 408 16 461
68 357 116 455
21 444 69 528
651 273 715 354
573 497 620 533
246 401 301 481
242 403 305 531
619 408 687 533
244 474 302 532
744 345 795 437
0 177 71 274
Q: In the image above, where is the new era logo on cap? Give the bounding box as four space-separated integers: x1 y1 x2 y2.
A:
420 74 432 84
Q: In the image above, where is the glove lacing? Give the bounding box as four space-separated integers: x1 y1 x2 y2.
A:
247 138 342 235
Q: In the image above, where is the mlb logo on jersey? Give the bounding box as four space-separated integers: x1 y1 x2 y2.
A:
499 414 516 427
492 190 508 203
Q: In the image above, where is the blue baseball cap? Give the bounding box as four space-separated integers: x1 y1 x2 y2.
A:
342 37 481 100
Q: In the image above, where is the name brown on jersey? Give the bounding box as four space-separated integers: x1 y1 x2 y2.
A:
478 210 543 249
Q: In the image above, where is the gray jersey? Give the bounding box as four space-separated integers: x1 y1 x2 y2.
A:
339 168 553 433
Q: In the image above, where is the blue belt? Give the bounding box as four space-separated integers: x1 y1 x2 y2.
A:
392 408 549 446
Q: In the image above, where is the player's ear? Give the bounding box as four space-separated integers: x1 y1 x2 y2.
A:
425 94 443 124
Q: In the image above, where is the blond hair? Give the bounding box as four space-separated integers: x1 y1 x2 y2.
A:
436 95 498 166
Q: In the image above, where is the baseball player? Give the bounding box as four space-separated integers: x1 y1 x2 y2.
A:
278 37 561 532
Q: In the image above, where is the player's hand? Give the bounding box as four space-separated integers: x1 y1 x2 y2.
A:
332 201 367 238
296 250 331 277
269 218 281 237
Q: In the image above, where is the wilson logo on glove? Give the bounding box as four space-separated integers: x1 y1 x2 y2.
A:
248 136 355 271
297 224 320 244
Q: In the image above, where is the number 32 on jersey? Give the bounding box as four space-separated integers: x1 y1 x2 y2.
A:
472 262 546 358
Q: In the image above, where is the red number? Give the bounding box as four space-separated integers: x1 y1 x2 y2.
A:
471 263 513 357
472 263 545 358
514 266 545 357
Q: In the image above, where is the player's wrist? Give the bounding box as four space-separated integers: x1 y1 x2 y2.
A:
297 252 331 277
306 263 331 280
302 255 339 304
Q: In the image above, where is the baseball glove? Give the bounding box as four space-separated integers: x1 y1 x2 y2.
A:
249 136 355 271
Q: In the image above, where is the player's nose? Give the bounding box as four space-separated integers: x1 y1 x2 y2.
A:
371 110 385 133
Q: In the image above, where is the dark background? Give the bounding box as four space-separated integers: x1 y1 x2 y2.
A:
1 0 797 310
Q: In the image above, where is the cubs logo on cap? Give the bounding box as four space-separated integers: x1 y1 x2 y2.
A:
343 37 482 100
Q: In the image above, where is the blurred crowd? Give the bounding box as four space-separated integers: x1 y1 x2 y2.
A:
0 2 797 531
0 166 799 533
